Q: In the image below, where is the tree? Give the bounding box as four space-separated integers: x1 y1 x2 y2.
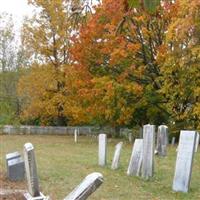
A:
158 0 200 129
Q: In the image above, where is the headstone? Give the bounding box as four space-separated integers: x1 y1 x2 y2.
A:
111 142 123 170
7 157 25 181
195 132 199 152
171 137 176 146
98 134 107 166
141 124 155 179
128 133 132 143
156 125 168 156
172 130 196 193
63 172 103 200
74 129 78 143
127 139 143 176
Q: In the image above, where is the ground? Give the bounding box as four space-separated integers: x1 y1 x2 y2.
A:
0 135 200 200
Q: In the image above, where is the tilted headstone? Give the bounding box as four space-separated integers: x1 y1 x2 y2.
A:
142 124 155 179
111 142 123 170
7 157 25 181
172 131 196 193
98 134 107 166
195 132 199 152
74 129 78 143
171 137 175 146
156 125 168 156
127 139 143 176
63 172 103 200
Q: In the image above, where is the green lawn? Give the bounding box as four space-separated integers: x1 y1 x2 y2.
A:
0 135 200 200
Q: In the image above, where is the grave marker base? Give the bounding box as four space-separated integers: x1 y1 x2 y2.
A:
24 192 49 200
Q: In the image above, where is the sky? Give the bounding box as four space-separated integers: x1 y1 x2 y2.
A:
0 0 33 27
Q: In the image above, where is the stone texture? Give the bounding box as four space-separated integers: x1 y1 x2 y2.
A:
24 143 40 197
156 125 168 156
7 157 25 181
127 139 143 176
63 172 103 200
111 142 123 170
141 124 155 179
98 134 107 166
172 130 196 193
195 132 199 152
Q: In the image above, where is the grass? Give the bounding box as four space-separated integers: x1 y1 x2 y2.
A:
0 135 200 200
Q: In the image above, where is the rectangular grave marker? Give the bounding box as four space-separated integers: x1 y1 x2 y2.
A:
142 124 155 179
111 142 123 170
195 132 199 152
74 129 78 143
172 130 196 193
63 172 103 200
171 137 175 146
98 134 107 166
127 139 143 176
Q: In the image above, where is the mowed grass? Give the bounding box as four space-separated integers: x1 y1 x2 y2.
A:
0 135 200 200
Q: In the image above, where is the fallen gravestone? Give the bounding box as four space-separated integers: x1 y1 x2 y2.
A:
63 172 103 200
111 142 123 170
142 124 155 179
98 134 107 166
156 125 168 156
127 139 143 176
172 130 196 193
7 157 25 181
195 132 199 152
23 143 48 200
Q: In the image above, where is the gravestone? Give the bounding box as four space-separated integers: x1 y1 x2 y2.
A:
156 125 168 156
98 134 107 166
171 137 175 146
111 142 123 170
23 143 48 200
7 157 25 181
63 172 103 200
74 129 78 143
141 124 155 179
128 133 132 143
195 132 199 152
127 139 143 176
172 130 196 193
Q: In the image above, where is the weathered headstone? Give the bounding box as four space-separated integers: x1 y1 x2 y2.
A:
195 132 199 152
127 139 143 176
141 124 155 179
171 137 176 146
172 130 196 193
7 157 25 181
156 125 168 156
74 129 78 143
98 134 107 166
63 172 103 200
111 142 123 170
128 133 132 143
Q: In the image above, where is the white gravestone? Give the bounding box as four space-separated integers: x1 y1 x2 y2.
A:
171 137 175 146
127 139 143 176
23 143 48 200
74 129 78 143
111 142 123 170
63 172 103 200
142 124 155 179
98 134 107 166
156 125 168 156
172 131 196 193
195 132 199 152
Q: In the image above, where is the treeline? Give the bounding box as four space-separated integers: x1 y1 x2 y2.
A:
0 0 199 133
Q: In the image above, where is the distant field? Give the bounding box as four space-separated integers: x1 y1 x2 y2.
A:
0 135 200 200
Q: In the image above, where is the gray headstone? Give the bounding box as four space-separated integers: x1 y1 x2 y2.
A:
172 130 196 193
142 124 155 179
7 157 25 181
63 172 103 200
128 133 132 143
195 132 199 152
156 125 168 156
24 143 40 197
111 142 123 170
171 137 176 146
98 134 107 166
127 139 143 176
